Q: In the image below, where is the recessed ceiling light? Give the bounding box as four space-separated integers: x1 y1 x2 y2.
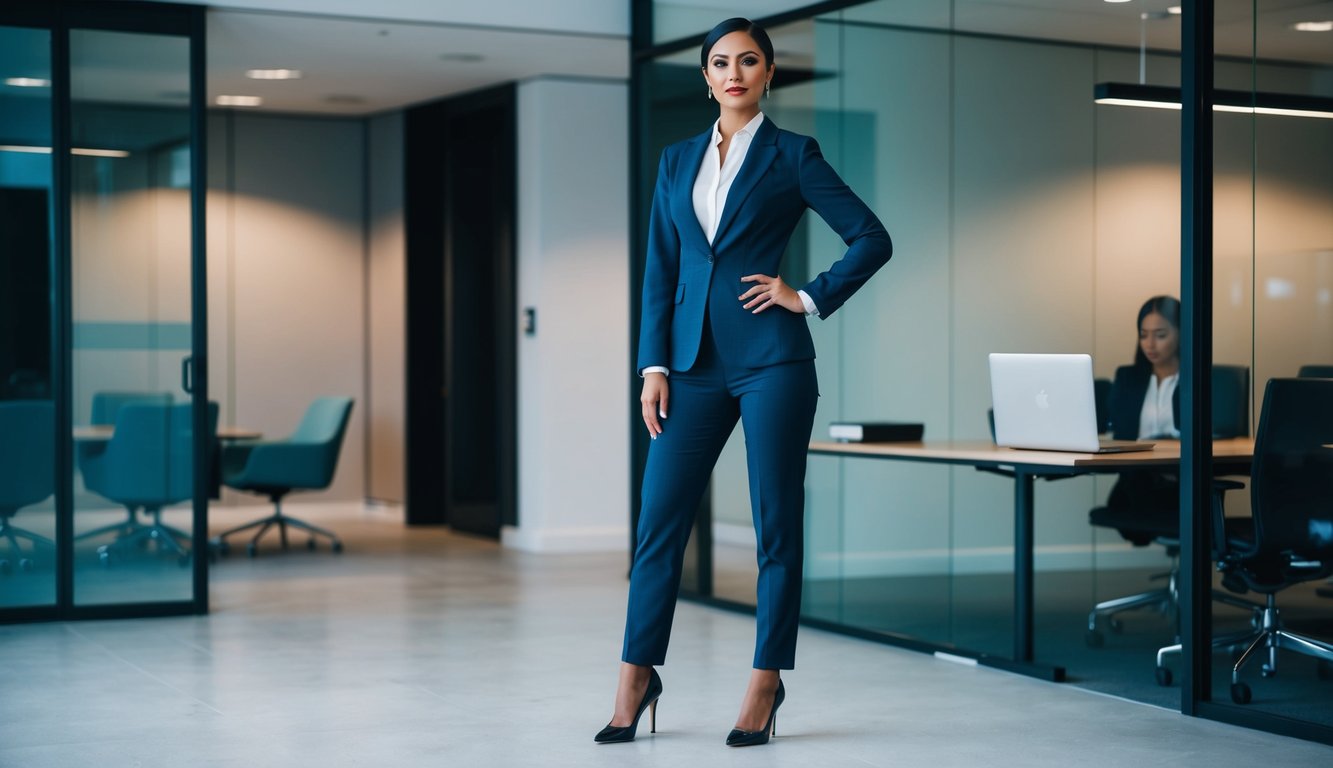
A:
439 53 484 63
216 95 263 107
1103 0 1133 4
246 68 303 80
4 77 51 87
1167 6 1182 14
1292 21 1333 32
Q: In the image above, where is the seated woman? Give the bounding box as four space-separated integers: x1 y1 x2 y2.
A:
1104 295 1181 541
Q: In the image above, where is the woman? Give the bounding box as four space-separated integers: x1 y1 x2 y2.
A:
1105 295 1182 536
596 17 893 747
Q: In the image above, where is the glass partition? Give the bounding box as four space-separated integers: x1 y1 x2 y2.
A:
68 28 198 606
638 0 1332 743
0 25 55 610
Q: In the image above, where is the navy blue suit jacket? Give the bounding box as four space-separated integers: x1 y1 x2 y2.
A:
636 117 893 373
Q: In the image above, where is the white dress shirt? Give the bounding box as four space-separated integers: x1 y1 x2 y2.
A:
1138 372 1180 439
643 113 816 377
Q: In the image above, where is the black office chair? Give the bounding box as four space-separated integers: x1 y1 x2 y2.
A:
1181 378 1333 704
1086 365 1253 644
1298 366 1333 599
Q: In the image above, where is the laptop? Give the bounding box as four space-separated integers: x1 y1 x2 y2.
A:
988 353 1154 454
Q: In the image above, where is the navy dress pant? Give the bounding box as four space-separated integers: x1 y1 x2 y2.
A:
622 322 818 670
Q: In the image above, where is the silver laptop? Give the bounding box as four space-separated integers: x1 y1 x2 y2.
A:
988 353 1154 453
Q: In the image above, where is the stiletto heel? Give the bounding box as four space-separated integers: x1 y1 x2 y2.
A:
595 668 663 744
725 679 784 747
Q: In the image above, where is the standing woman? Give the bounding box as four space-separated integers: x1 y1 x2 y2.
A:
596 17 893 747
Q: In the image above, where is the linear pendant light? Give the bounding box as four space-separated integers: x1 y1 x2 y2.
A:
1094 82 1333 120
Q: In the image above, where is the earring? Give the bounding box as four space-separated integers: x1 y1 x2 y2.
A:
765 80 771 98
707 86 712 100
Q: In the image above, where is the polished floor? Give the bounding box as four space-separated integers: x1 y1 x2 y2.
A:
2 506 1331 767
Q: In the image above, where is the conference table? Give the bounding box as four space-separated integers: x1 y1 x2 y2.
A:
807 438 1256 681
73 425 261 441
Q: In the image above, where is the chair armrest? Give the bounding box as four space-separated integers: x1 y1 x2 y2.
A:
1210 478 1248 561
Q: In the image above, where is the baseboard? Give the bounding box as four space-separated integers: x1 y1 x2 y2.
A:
713 522 1171 577
501 524 629 553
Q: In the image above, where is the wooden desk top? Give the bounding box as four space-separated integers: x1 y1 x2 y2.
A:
808 438 1255 469
74 425 262 441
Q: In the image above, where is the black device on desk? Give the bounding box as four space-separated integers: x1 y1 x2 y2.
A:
829 421 924 442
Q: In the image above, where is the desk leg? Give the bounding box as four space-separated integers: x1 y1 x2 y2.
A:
1014 470 1034 662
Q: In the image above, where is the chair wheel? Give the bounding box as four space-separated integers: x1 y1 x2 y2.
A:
307 538 317 551
19 558 34 572
247 543 258 557
1155 667 1173 687
1108 618 1123 634
1085 630 1104 648
1261 664 1276 679
331 540 344 553
1231 682 1252 704
99 550 112 566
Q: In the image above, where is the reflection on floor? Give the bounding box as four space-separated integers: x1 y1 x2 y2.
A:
4 507 1333 766
714 542 1333 729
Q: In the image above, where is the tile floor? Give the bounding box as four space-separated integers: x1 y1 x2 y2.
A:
2 506 1331 767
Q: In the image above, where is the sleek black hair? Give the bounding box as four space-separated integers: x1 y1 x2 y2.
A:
700 17 775 69
1133 295 1181 369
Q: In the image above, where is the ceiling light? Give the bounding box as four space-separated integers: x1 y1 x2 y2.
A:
1103 0 1133 3
4 77 51 87
246 68 303 80
1292 21 1333 32
1167 6 1181 14
216 95 263 107
0 145 130 157
1094 83 1333 120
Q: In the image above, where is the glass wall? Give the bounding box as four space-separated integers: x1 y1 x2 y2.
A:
0 25 55 609
69 28 198 606
0 2 208 622
635 0 1332 742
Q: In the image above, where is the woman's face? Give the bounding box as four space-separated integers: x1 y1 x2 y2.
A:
1139 311 1179 368
702 31 772 111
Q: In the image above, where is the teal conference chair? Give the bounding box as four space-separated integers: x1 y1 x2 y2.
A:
0 400 55 573
80 402 218 565
75 391 173 543
212 397 353 557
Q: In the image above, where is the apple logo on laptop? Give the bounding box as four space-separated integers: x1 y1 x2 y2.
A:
1035 389 1050 409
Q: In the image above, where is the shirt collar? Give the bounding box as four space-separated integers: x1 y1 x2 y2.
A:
710 111 766 146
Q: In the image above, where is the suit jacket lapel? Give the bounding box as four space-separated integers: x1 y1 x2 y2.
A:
674 129 712 254
712 116 778 248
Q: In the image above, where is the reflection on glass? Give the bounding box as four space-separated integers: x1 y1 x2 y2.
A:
1206 0 1333 730
0 25 55 610
69 29 195 606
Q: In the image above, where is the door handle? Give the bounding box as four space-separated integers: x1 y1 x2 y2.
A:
181 356 194 394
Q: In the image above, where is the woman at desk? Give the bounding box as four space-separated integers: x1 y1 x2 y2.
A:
1105 295 1182 532
596 17 893 747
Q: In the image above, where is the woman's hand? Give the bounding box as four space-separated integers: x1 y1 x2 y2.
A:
641 372 669 439
739 274 804 314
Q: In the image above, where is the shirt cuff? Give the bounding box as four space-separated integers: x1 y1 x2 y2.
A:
798 290 820 317
641 366 669 377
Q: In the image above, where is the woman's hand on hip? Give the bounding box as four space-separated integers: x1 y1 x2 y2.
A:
740 274 804 314
641 372 669 439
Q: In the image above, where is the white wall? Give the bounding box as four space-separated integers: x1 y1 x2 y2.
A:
503 77 631 552
207 112 367 505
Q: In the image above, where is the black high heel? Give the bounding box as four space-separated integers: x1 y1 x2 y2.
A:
725 679 784 747
595 668 663 743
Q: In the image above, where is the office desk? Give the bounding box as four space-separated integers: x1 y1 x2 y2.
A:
74 425 261 441
807 438 1255 680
